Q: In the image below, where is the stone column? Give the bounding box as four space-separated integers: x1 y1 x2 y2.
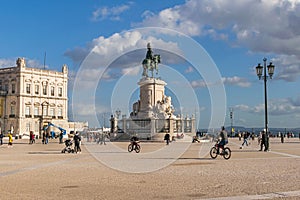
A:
151 118 156 139
191 116 196 135
181 117 185 133
169 118 174 135
122 115 127 133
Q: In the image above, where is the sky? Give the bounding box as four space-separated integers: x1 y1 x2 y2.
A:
1 0 300 129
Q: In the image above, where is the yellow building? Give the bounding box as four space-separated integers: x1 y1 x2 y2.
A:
0 58 69 137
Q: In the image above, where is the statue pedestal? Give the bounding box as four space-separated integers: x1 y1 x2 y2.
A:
137 77 166 118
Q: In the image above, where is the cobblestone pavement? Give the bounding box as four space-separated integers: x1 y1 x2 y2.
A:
0 137 299 200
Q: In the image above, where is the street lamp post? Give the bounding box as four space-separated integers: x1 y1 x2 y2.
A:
255 58 275 151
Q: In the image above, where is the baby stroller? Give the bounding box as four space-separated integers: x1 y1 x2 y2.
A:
61 139 75 153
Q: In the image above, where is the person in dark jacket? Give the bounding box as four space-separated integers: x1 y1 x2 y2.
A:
259 131 267 151
164 133 170 145
73 132 81 153
0 132 3 145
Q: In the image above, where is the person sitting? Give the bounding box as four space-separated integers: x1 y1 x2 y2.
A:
192 136 200 143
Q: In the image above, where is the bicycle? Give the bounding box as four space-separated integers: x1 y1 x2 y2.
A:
128 141 141 153
210 140 231 160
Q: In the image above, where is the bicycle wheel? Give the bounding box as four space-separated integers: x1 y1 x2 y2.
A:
128 144 133 152
135 144 141 153
223 147 231 160
210 147 218 159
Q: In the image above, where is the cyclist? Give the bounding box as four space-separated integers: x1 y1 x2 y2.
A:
217 126 228 154
130 135 139 150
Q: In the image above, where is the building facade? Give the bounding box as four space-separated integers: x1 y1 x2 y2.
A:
0 58 69 137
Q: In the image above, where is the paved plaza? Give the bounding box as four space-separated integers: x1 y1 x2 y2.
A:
0 137 299 200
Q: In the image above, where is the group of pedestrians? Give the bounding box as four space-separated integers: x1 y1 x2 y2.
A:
0 132 13 147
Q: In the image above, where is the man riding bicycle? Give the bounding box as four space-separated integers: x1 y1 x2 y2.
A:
217 126 228 154
130 135 139 150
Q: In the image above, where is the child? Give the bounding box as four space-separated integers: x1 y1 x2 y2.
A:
8 132 13 147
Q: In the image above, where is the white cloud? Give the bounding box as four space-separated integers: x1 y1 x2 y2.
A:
65 31 182 70
272 55 300 82
91 3 132 21
0 58 16 68
222 76 251 87
233 104 250 112
65 30 183 92
191 76 251 88
0 57 48 69
139 0 300 58
121 66 140 76
191 80 207 88
235 97 300 116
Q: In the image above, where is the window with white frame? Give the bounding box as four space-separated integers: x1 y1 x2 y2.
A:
25 106 30 116
35 122 39 132
58 108 62 117
4 84 8 91
34 107 39 116
43 85 47 95
10 106 15 115
11 83 15 94
26 122 30 132
50 108 55 116
58 87 62 97
35 85 39 95
51 86 55 96
43 106 48 116
26 83 31 94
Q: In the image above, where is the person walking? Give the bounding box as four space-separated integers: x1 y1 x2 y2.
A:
30 131 35 144
0 132 3 145
59 131 63 144
8 132 13 147
240 132 249 149
29 131 33 144
100 133 106 145
164 132 170 145
73 132 81 153
45 132 49 144
259 131 268 151
280 132 284 143
42 131 46 144
258 132 262 145
238 132 242 141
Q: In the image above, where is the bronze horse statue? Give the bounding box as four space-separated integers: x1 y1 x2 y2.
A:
142 43 160 78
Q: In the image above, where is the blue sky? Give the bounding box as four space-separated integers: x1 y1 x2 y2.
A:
1 0 300 129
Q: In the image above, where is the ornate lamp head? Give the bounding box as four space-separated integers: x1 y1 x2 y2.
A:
256 63 263 79
267 62 275 79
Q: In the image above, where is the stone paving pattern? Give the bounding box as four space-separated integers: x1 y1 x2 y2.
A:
0 137 299 200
